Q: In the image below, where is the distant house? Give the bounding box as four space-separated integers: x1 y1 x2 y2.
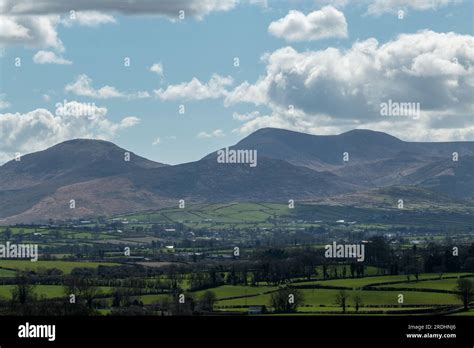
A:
165 228 176 232
248 305 267 315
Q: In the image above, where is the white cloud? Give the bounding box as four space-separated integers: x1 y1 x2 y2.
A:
315 0 349 8
120 116 140 127
0 11 116 51
61 11 116 27
0 95 10 110
316 0 460 15
224 79 268 106
1 0 238 19
0 0 239 51
65 74 150 100
0 16 30 40
232 111 261 121
151 135 176 145
154 74 234 101
268 6 347 42
0 15 64 51
150 63 164 76
197 129 226 138
132 91 151 99
65 74 124 98
228 30 474 141
0 101 140 164
33 50 72 64
367 0 456 15
246 0 268 7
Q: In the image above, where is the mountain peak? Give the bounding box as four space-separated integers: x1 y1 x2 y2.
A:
242 127 403 143
234 127 406 169
0 138 165 189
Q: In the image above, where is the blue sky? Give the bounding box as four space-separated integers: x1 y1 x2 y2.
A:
0 0 473 165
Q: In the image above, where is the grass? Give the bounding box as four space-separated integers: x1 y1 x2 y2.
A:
138 285 279 305
217 288 460 307
296 273 472 289
123 203 290 228
138 294 170 305
376 276 474 291
0 268 16 278
0 285 114 300
119 201 474 231
193 285 278 299
0 260 121 274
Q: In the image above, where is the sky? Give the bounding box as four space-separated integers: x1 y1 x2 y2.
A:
0 0 473 165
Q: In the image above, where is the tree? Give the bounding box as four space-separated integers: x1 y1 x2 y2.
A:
157 296 171 315
64 277 100 308
199 291 217 312
172 293 196 315
270 287 304 313
4 227 12 240
353 294 363 313
11 274 36 304
454 278 474 310
335 290 349 313
112 287 132 307
350 263 355 278
165 265 184 295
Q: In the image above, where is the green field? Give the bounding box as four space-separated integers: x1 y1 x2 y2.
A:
0 269 16 278
296 273 472 289
118 201 474 232
193 285 278 299
122 203 292 228
216 288 459 308
0 260 121 274
377 276 474 291
0 285 114 300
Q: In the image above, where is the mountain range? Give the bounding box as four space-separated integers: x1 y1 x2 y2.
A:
1 128 473 224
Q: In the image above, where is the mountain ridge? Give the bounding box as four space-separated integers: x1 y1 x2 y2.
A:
1 128 473 224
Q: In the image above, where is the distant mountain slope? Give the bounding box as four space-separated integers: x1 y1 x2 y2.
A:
233 128 474 167
1 128 473 224
128 156 360 201
0 139 166 220
412 156 474 199
311 186 474 212
224 128 474 191
2 156 362 224
0 139 165 190
231 128 407 169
